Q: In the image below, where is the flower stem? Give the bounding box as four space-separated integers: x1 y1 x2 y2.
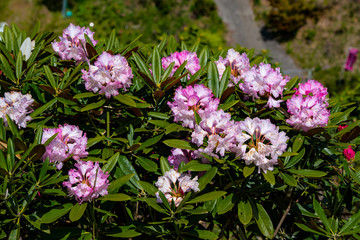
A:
106 110 110 139
91 199 98 239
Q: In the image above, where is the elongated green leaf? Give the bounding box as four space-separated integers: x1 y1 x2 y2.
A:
160 156 170 175
137 157 158 172
255 203 274 239
280 173 297 186
118 155 140 189
285 148 305 168
135 134 163 153
133 53 153 81
262 171 275 185
106 29 116 51
292 134 304 153
198 167 217 191
162 139 195 150
69 203 87 222
102 152 119 174
219 66 230 96
151 47 161 84
73 92 97 99
105 225 142 238
181 160 211 172
295 223 327 236
340 210 360 234
243 165 255 178
141 198 167 213
6 115 21 139
30 98 57 118
199 46 209 67
80 99 105 112
238 200 252 225
218 100 239 111
15 51 22 80
218 194 235 215
288 169 326 178
313 199 331 232
0 54 16 82
187 191 226 204
207 61 220 98
108 173 135 192
41 203 73 223
137 180 158 196
186 230 218 240
43 65 57 89
114 94 137 107
99 193 131 201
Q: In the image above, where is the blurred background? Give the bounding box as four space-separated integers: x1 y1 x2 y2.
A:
0 0 359 100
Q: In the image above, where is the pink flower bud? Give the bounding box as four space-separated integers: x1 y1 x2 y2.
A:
338 125 348 131
344 146 355 161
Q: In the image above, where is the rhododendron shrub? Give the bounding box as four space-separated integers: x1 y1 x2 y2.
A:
1 23 360 240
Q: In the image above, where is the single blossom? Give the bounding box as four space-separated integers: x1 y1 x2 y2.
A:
240 63 290 108
81 51 133 98
344 146 355 162
168 148 196 170
232 117 288 173
286 80 330 132
161 50 201 77
155 169 199 207
52 23 98 63
42 124 88 169
168 84 219 129
63 161 109 203
0 91 34 128
215 48 250 87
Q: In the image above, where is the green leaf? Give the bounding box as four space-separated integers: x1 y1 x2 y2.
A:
219 66 231 96
136 157 158 172
340 210 360 234
15 51 23 80
162 139 195 150
30 98 57 118
41 203 73 224
295 223 328 236
199 46 209 67
108 173 135 192
0 54 16 82
69 203 87 222
285 148 305 168
238 200 252 225
135 134 163 153
181 160 211 172
160 156 170 175
105 225 142 238
148 120 170 128
280 173 297 186
106 29 116 51
198 167 217 191
207 61 220 98
285 76 300 90
218 100 239 111
114 94 137 107
73 92 97 99
98 193 131 201
137 180 158 196
292 134 304 153
43 65 57 89
102 152 119 174
187 191 226 204
6 115 21 139
151 47 162 85
118 155 141 189
80 99 106 112
133 53 153 81
186 230 218 240
141 198 167 213
288 169 326 178
218 194 235 215
243 165 255 178
263 171 275 185
313 199 331 232
255 203 274 239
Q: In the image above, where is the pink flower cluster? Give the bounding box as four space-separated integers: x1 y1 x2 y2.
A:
168 84 219 129
344 146 355 162
168 148 195 170
155 169 199 207
286 80 330 132
63 161 109 203
162 50 201 77
215 49 250 86
0 92 34 128
240 63 290 108
52 23 97 63
81 51 133 98
42 124 88 170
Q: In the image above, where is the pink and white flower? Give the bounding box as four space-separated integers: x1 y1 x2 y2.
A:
42 124 88 170
81 51 133 98
240 63 290 108
0 91 34 128
155 169 199 207
168 148 196 170
215 49 250 86
232 117 288 173
286 80 330 132
63 161 109 203
52 23 98 63
168 84 219 129
162 50 201 77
